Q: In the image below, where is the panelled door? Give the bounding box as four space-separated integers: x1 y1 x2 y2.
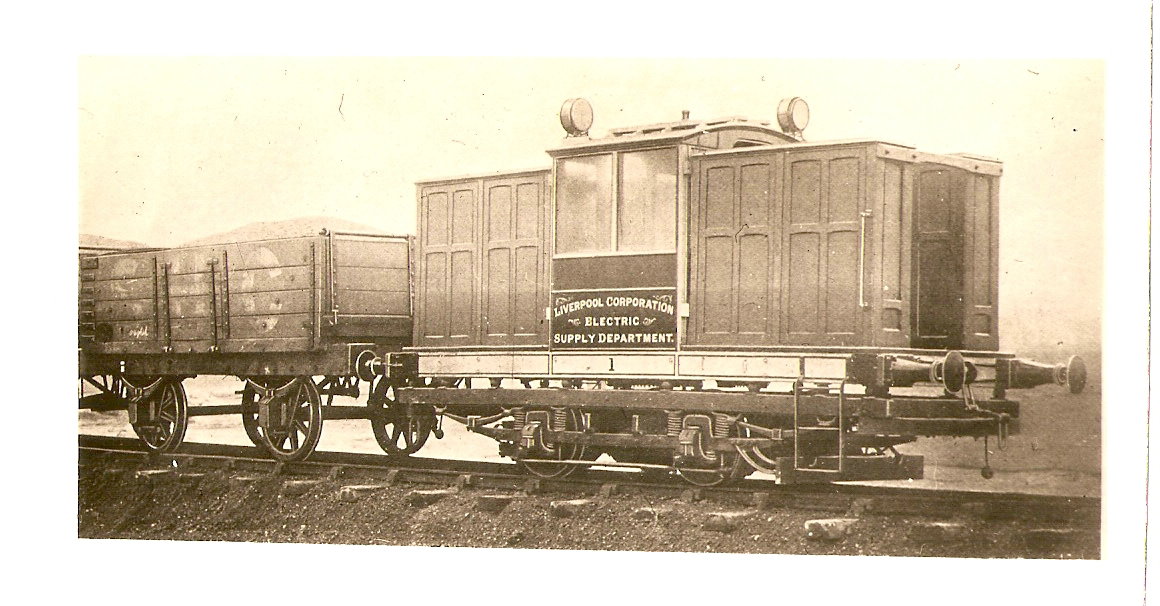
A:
911 167 965 349
690 154 782 345
961 172 999 351
418 183 480 345
781 148 866 346
480 174 548 345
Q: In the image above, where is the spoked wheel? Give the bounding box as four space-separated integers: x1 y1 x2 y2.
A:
129 377 189 453
367 379 435 456
239 381 265 448
251 376 323 462
520 408 588 479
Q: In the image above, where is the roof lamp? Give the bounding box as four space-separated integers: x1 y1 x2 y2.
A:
777 97 810 138
560 98 594 137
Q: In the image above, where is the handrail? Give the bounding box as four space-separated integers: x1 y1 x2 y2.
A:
858 209 872 309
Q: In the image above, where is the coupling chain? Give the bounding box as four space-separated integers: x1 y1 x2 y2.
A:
963 383 1008 449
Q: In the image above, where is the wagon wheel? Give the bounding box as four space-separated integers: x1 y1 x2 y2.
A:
130 378 189 454
256 377 323 462
674 419 753 487
367 379 433 455
239 381 266 448
520 408 588 479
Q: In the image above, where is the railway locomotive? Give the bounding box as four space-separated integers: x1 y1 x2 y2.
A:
78 97 1087 486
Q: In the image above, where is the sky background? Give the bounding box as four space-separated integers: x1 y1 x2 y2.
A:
79 57 1103 355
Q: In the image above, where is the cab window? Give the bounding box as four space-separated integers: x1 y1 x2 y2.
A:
618 148 677 252
555 154 612 254
555 147 677 255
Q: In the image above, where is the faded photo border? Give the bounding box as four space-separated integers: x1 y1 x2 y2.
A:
17 1 1152 603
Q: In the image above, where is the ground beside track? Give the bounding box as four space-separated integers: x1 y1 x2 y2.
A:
77 453 1098 558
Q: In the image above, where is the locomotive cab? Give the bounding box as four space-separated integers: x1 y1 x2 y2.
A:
549 100 1002 355
410 98 1077 395
548 109 795 351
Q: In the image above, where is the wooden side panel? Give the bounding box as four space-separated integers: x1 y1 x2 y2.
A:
781 148 866 346
98 319 158 343
480 174 549 345
93 255 155 280
89 236 326 354
215 240 311 271
449 249 474 338
699 164 736 337
422 250 447 338
228 266 312 293
417 180 482 345
872 159 911 346
337 290 410 316
737 163 773 337
331 236 411 331
227 314 312 340
332 238 408 268
229 291 312 317
962 173 1000 350
92 277 154 301
218 238 317 347
93 299 154 322
89 232 413 352
168 294 214 319
688 152 781 345
416 170 548 347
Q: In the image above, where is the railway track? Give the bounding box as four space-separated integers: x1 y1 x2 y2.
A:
79 434 1099 525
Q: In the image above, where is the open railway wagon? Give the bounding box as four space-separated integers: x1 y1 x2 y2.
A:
78 97 1087 485
78 231 415 461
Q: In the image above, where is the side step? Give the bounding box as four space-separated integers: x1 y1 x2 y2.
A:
777 454 923 484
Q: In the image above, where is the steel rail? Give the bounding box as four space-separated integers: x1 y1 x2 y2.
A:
78 434 1100 524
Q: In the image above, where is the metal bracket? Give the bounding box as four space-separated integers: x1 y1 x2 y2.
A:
519 421 543 451
677 427 701 458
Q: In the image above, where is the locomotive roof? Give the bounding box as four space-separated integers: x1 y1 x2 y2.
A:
547 116 797 155
545 115 1002 175
696 138 1004 175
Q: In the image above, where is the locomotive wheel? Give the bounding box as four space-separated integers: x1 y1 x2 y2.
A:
674 420 753 487
520 408 588 479
257 377 323 462
367 379 434 456
675 460 747 487
130 378 189 453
